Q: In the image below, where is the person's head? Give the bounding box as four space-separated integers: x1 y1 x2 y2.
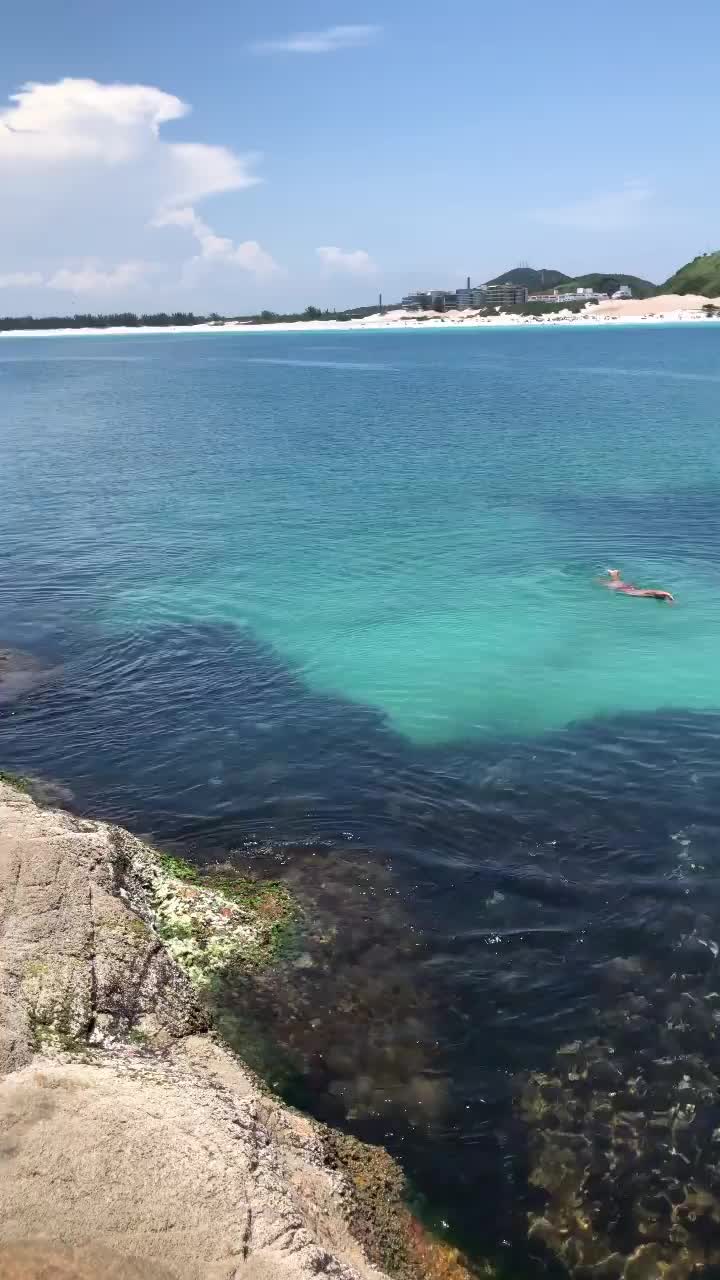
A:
606 568 621 580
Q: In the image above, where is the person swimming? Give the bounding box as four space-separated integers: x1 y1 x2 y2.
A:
603 568 674 602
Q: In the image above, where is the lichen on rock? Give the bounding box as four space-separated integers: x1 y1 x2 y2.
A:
117 838 299 988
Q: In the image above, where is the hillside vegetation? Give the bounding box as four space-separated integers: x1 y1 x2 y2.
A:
663 251 720 297
486 267 570 290
558 273 656 299
486 267 656 298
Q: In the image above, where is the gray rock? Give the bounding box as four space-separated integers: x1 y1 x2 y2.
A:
0 782 389 1280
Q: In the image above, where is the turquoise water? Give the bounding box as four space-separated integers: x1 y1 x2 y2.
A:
3 326 720 743
3 324 720 1269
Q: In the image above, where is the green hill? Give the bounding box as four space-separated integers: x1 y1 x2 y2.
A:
486 267 656 298
486 267 570 291
554 273 657 299
662 251 720 297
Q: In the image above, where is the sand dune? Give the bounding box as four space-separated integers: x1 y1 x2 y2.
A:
590 293 716 318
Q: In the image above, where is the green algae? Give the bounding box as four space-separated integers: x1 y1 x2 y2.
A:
135 845 300 990
156 851 199 882
156 850 293 919
0 771 32 794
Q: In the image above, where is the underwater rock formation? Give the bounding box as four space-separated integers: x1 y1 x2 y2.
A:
0 648 58 706
519 935 720 1278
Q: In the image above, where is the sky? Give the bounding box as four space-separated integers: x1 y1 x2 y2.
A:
1 0 718 315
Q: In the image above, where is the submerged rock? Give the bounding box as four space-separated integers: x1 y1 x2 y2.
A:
0 780 478 1280
208 842 448 1132
518 957 720 1278
0 647 58 705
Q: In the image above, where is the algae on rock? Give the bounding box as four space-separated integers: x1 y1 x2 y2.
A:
112 834 299 990
0 770 32 794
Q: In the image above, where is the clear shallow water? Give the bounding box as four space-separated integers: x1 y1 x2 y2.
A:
3 326 720 742
3 325 720 1268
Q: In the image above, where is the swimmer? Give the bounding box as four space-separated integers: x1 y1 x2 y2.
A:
602 568 674 602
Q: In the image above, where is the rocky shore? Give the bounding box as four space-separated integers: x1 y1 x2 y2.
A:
0 777 477 1280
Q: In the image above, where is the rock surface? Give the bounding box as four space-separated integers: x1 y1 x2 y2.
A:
0 780 410 1280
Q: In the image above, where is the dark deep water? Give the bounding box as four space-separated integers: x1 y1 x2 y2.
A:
3 325 720 1273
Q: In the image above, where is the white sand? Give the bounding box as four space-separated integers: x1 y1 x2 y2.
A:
590 293 715 319
1 294 718 338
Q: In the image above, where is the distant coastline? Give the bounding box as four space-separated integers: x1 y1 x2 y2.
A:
1 293 718 338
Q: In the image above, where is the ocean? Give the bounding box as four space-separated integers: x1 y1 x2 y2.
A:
2 324 720 1272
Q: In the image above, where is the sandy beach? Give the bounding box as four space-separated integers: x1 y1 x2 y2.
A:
0 294 717 338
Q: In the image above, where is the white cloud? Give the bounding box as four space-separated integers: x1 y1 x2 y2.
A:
0 261 153 294
0 79 257 195
163 142 260 207
0 271 43 288
46 261 152 292
534 181 652 232
316 246 377 275
0 78 277 305
155 207 279 277
0 80 185 164
252 24 380 54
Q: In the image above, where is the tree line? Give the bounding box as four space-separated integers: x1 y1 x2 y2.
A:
0 312 210 332
0 303 387 332
250 305 384 324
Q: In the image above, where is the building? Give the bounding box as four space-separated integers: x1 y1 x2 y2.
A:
456 276 475 309
553 288 599 302
431 290 459 310
401 289 458 311
456 286 489 308
402 279 530 311
611 285 632 299
528 288 610 304
483 283 529 306
400 291 428 309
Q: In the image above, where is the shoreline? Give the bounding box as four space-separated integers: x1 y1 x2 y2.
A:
0 774 479 1280
1 293 718 338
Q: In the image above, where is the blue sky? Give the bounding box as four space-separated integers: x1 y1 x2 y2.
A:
1 0 718 313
